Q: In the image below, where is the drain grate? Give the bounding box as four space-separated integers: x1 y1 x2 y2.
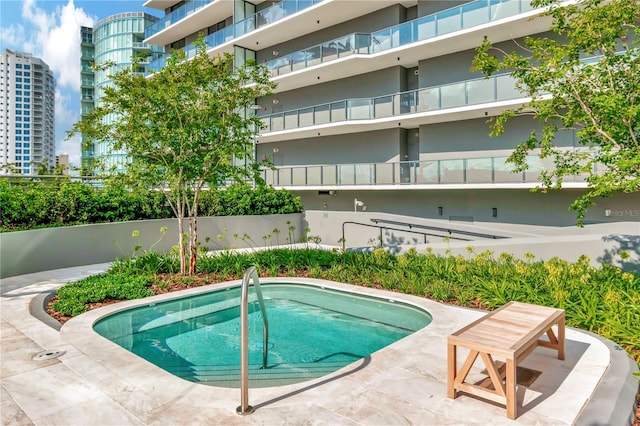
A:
33 349 66 361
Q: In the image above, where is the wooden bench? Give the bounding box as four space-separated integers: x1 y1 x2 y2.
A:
447 301 565 419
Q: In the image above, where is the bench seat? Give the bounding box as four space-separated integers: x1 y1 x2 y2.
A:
447 301 565 419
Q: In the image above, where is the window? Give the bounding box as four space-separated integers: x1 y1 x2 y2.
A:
16 84 21 89
15 142 22 147
16 71 22 76
24 84 30 89
16 77 22 82
15 104 22 109
24 65 30 70
16 64 22 69
23 139 29 143
16 123 22 128
16 90 22 95
24 72 30 76
16 149 22 154
23 124 29 129
16 155 21 160
23 149 30 154
16 97 22 102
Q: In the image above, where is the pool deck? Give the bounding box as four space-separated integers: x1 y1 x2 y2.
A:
1 264 638 426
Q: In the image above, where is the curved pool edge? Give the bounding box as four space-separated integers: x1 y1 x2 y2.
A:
5 264 635 425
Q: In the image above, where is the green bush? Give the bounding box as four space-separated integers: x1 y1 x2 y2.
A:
51 247 639 364
52 272 153 316
0 180 302 232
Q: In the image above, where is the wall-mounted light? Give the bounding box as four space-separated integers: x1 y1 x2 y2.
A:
272 50 279 56
354 198 366 212
272 99 279 105
328 190 337 196
273 148 279 153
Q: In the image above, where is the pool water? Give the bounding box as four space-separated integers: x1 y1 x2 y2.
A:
93 283 432 388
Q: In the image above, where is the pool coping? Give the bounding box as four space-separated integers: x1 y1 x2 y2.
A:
5 267 639 425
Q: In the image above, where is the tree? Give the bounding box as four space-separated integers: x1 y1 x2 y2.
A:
69 39 276 274
472 0 639 224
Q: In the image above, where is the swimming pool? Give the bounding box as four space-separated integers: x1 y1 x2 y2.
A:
94 282 432 388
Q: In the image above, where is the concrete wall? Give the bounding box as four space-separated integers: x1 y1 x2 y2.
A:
420 116 577 160
258 4 408 64
259 66 406 114
296 189 640 227
303 210 640 272
0 214 304 279
257 128 404 166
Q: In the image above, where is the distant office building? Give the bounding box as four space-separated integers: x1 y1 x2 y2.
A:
0 49 56 175
56 153 70 175
80 12 163 174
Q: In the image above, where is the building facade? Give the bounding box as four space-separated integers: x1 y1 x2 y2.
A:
81 12 163 173
142 0 637 227
0 49 56 175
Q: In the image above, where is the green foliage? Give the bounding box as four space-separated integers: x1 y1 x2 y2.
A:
52 272 153 316
51 248 640 363
0 179 172 231
68 36 277 275
471 0 640 224
0 179 302 232
198 184 303 217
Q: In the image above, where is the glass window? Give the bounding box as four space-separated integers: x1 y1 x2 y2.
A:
16 64 22 69
15 142 22 147
24 84 30 89
16 77 22 82
16 71 22 76
23 155 30 161
16 149 22 154
24 149 30 154
16 84 21 89
24 65 30 69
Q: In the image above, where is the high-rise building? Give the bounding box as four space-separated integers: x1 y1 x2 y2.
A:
142 0 636 226
0 49 56 175
81 12 163 173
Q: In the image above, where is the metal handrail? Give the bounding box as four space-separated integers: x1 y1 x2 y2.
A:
236 266 269 416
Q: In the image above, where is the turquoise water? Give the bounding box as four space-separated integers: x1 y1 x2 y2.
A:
93 283 432 388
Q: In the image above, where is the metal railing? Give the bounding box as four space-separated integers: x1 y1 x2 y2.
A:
147 0 536 73
261 156 595 188
265 0 536 77
236 266 269 416
259 73 521 132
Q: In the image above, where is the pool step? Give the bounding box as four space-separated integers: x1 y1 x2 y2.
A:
167 360 356 388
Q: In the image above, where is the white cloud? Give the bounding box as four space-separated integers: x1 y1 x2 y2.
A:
0 23 26 47
21 0 94 91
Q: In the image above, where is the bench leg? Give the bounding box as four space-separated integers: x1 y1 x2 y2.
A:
558 316 565 360
448 342 457 398
505 358 517 420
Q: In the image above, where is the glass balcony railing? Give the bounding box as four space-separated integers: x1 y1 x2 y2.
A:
147 0 324 72
265 0 536 77
259 73 523 132
145 0 213 39
187 0 324 59
261 156 594 187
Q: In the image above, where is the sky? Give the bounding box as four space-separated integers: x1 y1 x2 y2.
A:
0 0 162 169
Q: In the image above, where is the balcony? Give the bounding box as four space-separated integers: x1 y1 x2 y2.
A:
148 0 409 73
265 0 536 82
145 0 227 45
258 73 525 141
261 156 592 189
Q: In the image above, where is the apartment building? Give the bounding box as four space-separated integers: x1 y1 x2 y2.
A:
144 0 637 227
81 13 164 173
0 49 56 175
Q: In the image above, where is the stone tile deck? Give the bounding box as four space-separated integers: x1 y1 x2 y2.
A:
0 265 629 425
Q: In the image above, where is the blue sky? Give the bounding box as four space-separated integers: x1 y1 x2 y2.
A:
0 0 162 168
